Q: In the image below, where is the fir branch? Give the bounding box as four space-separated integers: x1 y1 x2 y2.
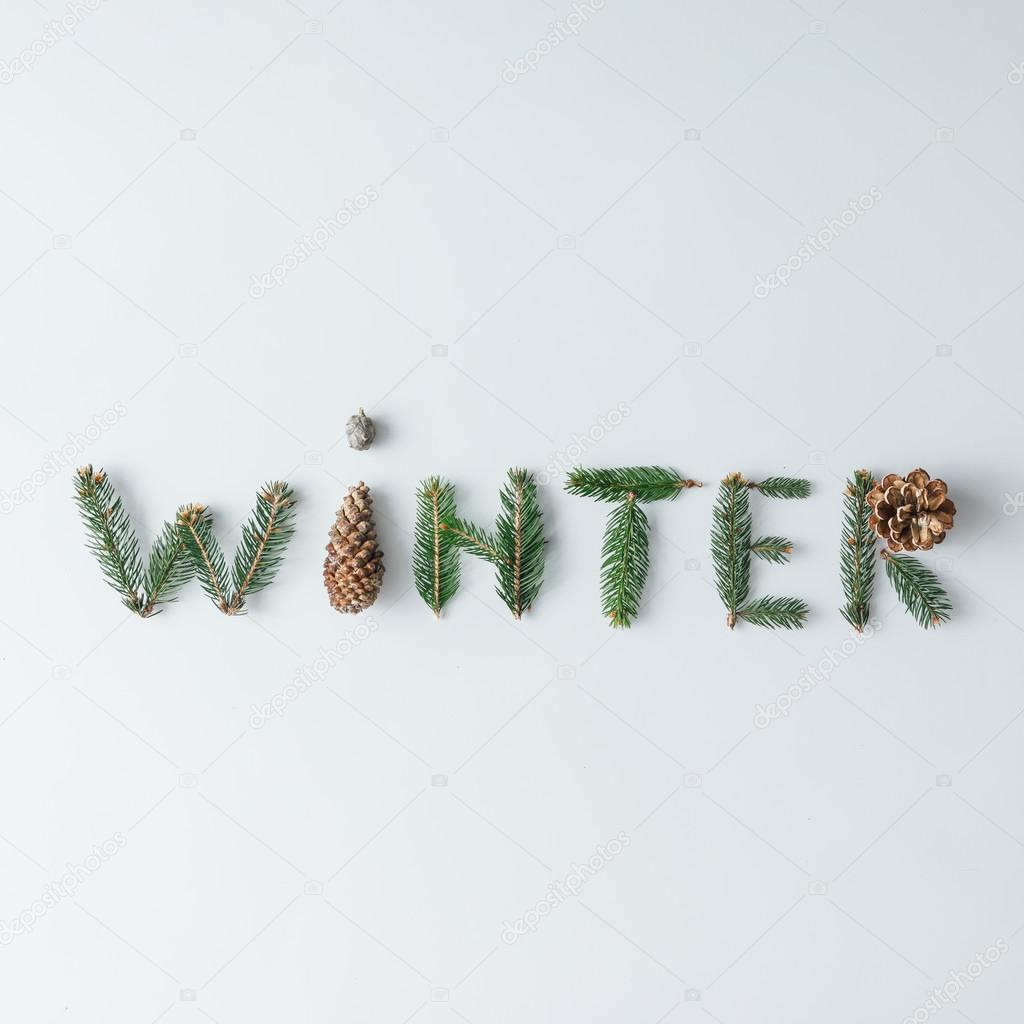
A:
600 494 650 628
750 535 793 564
228 481 297 613
413 477 460 618
711 473 751 628
140 515 194 616
565 466 701 503
738 596 809 629
177 503 232 614
839 469 876 632
73 466 144 615
440 518 503 564
495 467 545 619
881 551 951 629
750 476 811 500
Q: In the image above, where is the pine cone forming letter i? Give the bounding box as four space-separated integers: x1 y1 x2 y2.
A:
323 482 385 613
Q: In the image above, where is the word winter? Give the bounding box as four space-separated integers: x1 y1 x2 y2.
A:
74 464 956 631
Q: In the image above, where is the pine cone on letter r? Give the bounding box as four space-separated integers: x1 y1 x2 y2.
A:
867 469 956 552
323 481 384 613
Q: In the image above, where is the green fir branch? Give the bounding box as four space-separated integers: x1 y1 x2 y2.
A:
413 477 460 618
750 535 793 564
177 503 232 614
882 551 951 629
751 476 811 500
565 466 701 503
228 481 297 612
600 495 650 628
738 596 809 629
711 474 751 628
140 514 194 616
440 518 503 564
73 465 144 615
495 467 545 619
839 469 877 632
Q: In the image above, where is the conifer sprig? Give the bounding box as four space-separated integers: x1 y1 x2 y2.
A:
177 504 232 613
73 466 144 615
140 515 194 616
840 470 876 632
737 596 808 629
440 469 546 619
601 494 649 628
712 472 808 629
750 476 811 500
229 482 297 610
750 536 793 564
881 551 951 629
711 474 751 628
441 518 502 564
495 468 545 619
565 466 701 503
413 477 460 618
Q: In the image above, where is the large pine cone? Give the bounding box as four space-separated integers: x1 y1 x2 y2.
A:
867 469 956 552
323 481 384 613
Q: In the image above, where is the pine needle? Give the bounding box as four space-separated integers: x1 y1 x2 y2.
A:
882 551 951 629
565 466 701 503
839 470 876 631
600 495 649 628
414 477 460 618
73 465 144 615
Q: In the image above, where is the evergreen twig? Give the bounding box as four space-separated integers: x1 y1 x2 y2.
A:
881 550 951 629
73 465 144 615
495 467 545 619
565 466 701 503
750 476 811 500
750 536 793 564
177 504 232 613
441 518 502 565
440 469 546 619
228 481 297 612
711 474 751 628
140 514 194 616
737 596 808 629
839 470 876 631
413 477 460 618
712 472 809 629
600 494 649 628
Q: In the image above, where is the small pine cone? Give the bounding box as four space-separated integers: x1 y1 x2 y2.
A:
323 481 384 613
867 468 956 552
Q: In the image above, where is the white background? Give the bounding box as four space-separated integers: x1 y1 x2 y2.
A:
2 1 1024 1021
